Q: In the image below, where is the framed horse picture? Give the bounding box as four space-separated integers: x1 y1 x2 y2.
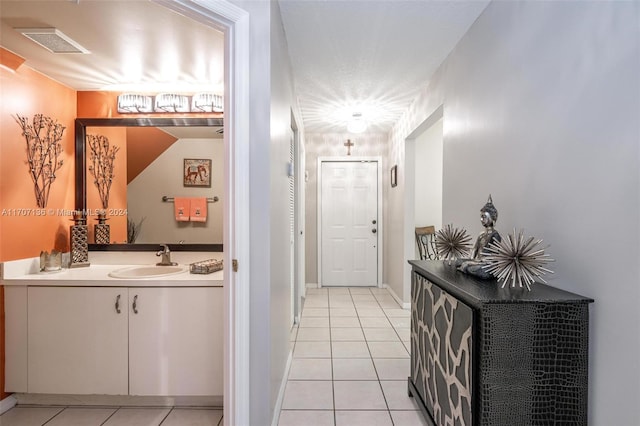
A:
183 158 212 187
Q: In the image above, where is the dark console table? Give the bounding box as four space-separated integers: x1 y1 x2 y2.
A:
408 260 593 426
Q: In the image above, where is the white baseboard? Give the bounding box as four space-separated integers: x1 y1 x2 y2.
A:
383 283 410 309
271 345 294 426
0 394 17 414
305 283 318 289
12 394 221 407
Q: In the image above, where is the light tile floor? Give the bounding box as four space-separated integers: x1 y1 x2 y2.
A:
278 286 429 426
0 406 223 426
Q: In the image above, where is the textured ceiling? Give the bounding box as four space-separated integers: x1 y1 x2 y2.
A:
279 0 490 133
0 0 489 135
0 0 224 92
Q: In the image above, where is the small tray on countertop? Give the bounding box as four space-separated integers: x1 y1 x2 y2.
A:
190 259 223 274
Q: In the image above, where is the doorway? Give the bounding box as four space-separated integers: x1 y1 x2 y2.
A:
158 2 251 426
317 157 382 287
403 106 444 302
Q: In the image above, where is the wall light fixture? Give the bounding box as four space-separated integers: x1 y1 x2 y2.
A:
154 93 190 113
116 93 223 114
117 94 153 113
192 93 223 112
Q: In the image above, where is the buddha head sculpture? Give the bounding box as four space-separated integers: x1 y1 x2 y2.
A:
480 195 498 229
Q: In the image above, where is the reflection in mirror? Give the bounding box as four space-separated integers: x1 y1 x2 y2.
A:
75 118 223 251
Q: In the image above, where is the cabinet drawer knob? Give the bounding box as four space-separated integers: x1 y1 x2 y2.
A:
133 294 139 314
115 294 121 314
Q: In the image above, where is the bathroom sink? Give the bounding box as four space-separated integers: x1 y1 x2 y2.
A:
109 265 188 279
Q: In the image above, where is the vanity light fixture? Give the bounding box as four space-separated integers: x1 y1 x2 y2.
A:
154 93 190 113
117 94 153 113
192 93 223 113
347 112 366 133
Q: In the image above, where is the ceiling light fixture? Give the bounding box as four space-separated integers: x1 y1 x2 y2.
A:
16 27 90 54
347 112 366 134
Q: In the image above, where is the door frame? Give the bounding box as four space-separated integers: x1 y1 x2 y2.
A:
403 105 444 305
317 156 383 288
154 1 250 425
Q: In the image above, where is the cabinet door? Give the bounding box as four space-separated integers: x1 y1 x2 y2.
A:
128 287 223 396
411 272 473 426
28 287 128 394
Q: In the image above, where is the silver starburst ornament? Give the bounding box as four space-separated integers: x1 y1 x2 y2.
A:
435 224 472 261
482 229 554 291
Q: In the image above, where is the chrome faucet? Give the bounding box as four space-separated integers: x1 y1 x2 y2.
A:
156 244 177 266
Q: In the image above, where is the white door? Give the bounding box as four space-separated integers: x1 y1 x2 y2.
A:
128 287 223 396
321 161 378 286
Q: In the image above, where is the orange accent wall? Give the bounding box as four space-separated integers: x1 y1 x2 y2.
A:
0 285 5 400
1 49 77 400
0 48 25 72
127 127 178 183
0 55 76 262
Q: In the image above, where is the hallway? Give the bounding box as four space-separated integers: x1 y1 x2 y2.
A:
278 287 428 426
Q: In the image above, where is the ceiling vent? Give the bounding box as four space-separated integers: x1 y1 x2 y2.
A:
16 28 90 54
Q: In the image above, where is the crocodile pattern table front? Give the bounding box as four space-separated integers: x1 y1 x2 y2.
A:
408 260 593 426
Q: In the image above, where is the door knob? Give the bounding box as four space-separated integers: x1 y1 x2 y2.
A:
372 229 377 234
372 220 377 224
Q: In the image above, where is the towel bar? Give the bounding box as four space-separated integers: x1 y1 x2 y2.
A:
162 196 219 203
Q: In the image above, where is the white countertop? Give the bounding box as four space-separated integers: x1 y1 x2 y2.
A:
1 252 224 287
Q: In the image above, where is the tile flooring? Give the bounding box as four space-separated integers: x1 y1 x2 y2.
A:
278 286 428 426
1 286 426 426
0 406 222 426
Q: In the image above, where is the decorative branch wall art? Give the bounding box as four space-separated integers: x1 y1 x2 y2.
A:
87 134 120 209
15 114 66 208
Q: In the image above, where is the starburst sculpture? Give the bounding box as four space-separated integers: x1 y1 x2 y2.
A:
435 224 472 261
482 229 554 291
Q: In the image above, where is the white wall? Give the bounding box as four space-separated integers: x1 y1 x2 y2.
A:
127 138 224 244
414 117 443 232
304 132 388 284
385 1 639 423
269 0 300 419
229 0 302 424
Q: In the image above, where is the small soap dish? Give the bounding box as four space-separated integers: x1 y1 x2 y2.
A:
190 259 223 274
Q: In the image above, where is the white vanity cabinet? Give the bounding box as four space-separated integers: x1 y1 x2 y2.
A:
6 283 223 397
28 287 129 395
128 287 223 396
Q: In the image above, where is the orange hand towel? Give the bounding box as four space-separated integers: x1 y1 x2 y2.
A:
174 197 190 222
190 197 208 222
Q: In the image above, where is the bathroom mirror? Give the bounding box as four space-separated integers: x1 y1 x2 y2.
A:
75 117 224 251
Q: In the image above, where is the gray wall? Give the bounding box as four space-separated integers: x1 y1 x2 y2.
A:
385 1 639 423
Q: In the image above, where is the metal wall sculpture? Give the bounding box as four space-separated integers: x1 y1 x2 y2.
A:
15 114 65 208
87 134 119 209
